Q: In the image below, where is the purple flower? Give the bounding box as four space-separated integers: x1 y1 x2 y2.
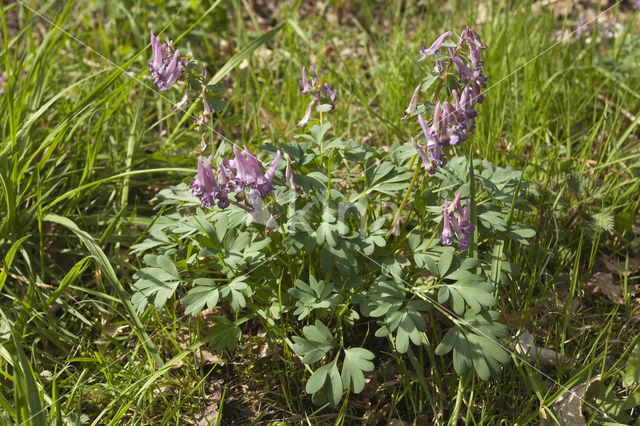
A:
418 113 447 167
440 200 453 246
297 100 315 128
256 150 281 198
148 31 187 91
402 84 421 120
298 62 337 124
461 27 487 49
451 56 486 87
191 156 226 208
459 199 475 237
300 65 314 94
320 83 338 109
228 144 281 199
440 194 475 250
284 152 296 189
191 145 281 211
450 214 470 250
418 31 452 62
411 137 434 177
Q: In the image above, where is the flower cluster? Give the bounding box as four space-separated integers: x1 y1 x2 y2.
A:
297 62 337 127
148 31 188 91
191 144 281 211
441 192 475 250
409 28 487 169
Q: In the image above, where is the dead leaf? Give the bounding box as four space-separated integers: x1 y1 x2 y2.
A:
554 375 601 426
601 255 640 277
586 271 624 304
100 324 129 337
498 307 539 329
193 383 222 426
515 329 569 368
412 414 432 426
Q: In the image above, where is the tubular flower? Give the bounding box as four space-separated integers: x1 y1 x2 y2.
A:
284 153 296 189
402 84 421 120
440 200 454 246
418 113 447 167
148 31 188 91
440 194 475 250
418 31 452 62
191 156 227 208
297 99 315 128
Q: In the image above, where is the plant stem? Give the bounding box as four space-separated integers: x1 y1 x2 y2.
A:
467 142 477 259
386 155 421 239
448 372 470 425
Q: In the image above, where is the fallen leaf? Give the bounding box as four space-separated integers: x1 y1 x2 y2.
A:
554 376 600 426
498 307 539 329
193 383 222 426
100 324 129 337
601 256 640 277
515 329 569 368
586 271 624 304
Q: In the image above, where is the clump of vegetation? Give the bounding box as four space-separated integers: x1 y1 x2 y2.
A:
1 1 639 424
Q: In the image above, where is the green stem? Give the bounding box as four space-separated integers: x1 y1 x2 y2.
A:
467 143 477 259
448 372 470 425
386 155 420 239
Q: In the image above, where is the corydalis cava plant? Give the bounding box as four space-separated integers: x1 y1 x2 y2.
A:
403 27 486 250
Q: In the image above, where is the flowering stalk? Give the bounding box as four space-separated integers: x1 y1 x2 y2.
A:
297 62 337 128
389 27 486 239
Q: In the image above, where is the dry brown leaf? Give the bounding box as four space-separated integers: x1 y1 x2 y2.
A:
554 375 601 426
515 329 569 368
498 307 539 329
586 271 624 304
192 383 222 426
601 255 640 277
100 324 129 337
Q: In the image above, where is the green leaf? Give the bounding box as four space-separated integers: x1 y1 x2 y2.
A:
438 248 454 277
182 279 220 316
132 267 181 309
624 342 640 388
220 277 249 312
292 320 337 364
306 362 331 394
437 312 510 379
0 236 30 294
207 317 242 352
341 348 375 393
359 279 405 317
306 360 343 406
46 256 91 304
440 275 495 314
436 327 459 356
207 22 284 86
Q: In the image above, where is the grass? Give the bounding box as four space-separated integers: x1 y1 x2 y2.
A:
1 0 639 424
